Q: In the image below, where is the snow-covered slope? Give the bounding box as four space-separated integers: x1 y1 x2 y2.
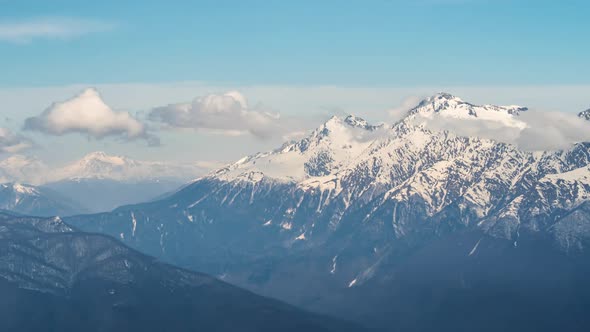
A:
215 115 384 183
42 152 212 212
50 151 206 183
407 92 528 128
0 152 209 185
0 183 85 216
0 152 212 213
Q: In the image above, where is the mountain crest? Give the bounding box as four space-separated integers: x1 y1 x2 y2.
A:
579 109 590 121
406 92 528 129
79 151 130 164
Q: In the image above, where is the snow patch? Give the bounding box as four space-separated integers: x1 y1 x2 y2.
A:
468 238 482 256
295 232 306 240
130 212 137 237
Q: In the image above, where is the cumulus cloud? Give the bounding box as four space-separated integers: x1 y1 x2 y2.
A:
149 91 284 139
24 88 158 145
411 109 590 151
0 128 33 153
0 17 113 43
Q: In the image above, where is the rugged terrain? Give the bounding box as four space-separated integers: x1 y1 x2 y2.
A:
67 93 590 330
0 212 362 332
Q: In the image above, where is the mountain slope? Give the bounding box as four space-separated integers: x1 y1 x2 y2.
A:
49 151 206 183
0 212 363 332
0 183 86 216
43 178 184 213
67 93 590 330
43 151 208 212
0 152 211 213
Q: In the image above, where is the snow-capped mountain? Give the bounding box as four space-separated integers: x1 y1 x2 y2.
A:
49 151 207 183
0 183 85 216
407 92 529 127
0 151 210 185
580 109 590 121
214 114 384 182
0 152 213 213
66 93 590 330
43 152 213 212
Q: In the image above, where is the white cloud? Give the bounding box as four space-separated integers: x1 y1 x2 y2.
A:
0 17 113 43
410 108 590 151
516 111 590 151
388 95 424 120
24 88 158 145
2 82 589 164
0 128 33 153
149 91 285 139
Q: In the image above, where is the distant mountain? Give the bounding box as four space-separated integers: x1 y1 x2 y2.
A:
0 183 86 216
66 93 590 330
0 152 212 213
48 151 207 183
43 152 211 212
580 109 590 121
0 212 362 332
42 178 185 213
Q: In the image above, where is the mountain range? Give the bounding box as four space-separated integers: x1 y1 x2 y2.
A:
65 93 590 330
0 152 212 214
0 183 86 216
0 211 362 332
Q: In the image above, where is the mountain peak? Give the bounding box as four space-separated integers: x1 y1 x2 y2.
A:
80 151 128 165
406 92 528 129
344 115 369 128
83 151 118 158
433 92 463 101
323 114 380 132
579 109 590 121
78 87 100 98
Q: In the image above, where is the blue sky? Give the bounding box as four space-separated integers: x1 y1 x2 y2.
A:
0 0 589 166
2 0 589 86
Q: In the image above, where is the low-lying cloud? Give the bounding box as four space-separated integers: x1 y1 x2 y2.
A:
0 128 33 153
24 88 158 145
410 109 590 151
149 91 285 139
388 95 424 121
516 111 590 151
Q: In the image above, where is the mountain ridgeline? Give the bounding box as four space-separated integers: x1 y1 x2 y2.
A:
63 93 590 331
0 183 87 216
0 212 362 332
0 152 209 214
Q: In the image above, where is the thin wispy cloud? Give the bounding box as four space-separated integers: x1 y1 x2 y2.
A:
0 17 114 43
0 127 33 153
